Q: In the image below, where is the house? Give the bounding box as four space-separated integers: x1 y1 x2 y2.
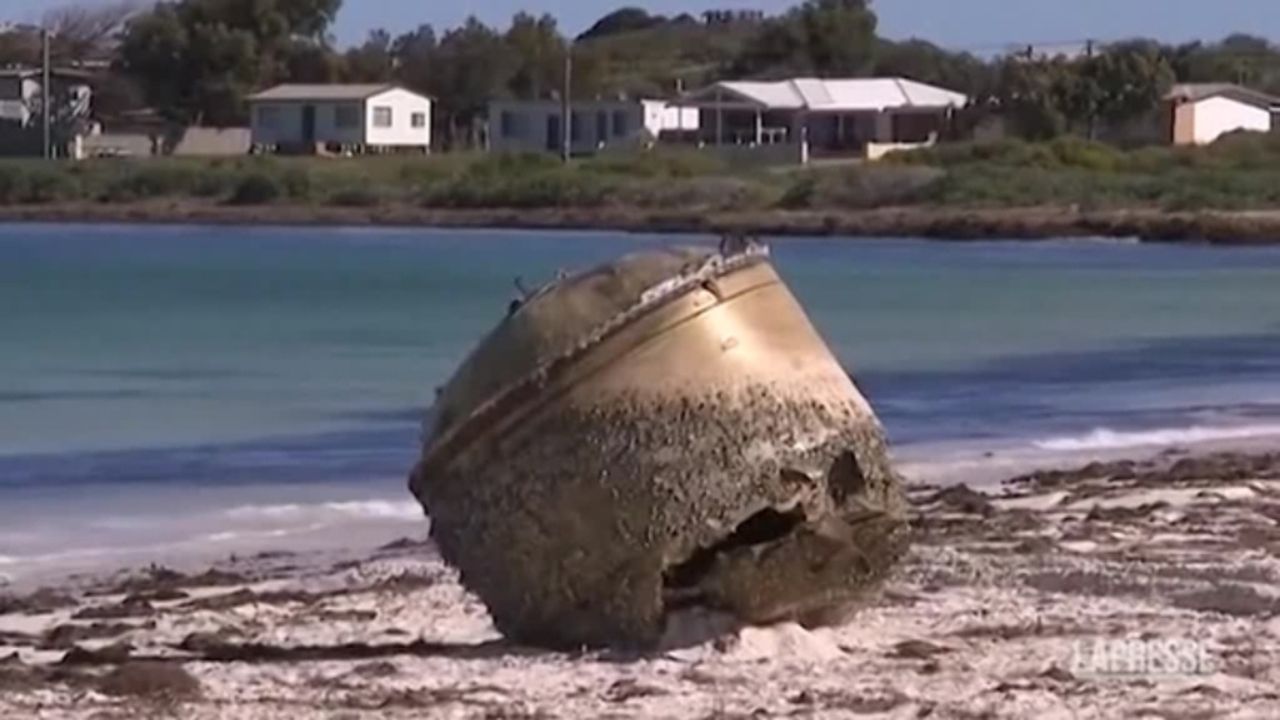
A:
247 84 432 154
676 77 969 162
1166 83 1280 146
487 98 699 155
703 9 765 25
0 67 93 156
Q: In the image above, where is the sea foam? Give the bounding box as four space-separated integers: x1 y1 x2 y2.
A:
224 498 421 522
1033 424 1280 452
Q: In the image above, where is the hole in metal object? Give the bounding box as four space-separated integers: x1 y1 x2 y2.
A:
827 450 867 506
661 506 808 610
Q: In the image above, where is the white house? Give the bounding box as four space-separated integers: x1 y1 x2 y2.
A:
247 84 432 154
488 98 699 155
0 67 93 157
677 77 968 161
1166 84 1279 146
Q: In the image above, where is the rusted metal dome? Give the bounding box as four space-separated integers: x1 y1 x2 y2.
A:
409 241 909 649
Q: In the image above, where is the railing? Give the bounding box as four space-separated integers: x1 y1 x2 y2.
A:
0 99 28 122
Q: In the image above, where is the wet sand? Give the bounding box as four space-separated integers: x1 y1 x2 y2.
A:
3 451 1279 718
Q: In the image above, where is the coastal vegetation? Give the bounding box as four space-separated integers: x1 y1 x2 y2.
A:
5 133 1280 217
8 1 1280 148
6 1 1280 240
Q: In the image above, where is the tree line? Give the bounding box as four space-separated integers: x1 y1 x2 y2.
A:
4 0 1280 148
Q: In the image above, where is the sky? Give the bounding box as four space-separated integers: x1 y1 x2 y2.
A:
6 0 1280 52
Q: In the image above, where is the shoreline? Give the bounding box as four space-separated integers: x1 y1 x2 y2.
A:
3 448 1278 718
6 201 1280 244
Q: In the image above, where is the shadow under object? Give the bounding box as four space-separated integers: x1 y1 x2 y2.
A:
409 242 909 649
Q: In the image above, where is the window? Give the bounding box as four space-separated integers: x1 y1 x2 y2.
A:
373 106 393 127
411 112 426 128
612 110 628 137
500 111 518 138
256 105 281 130
596 111 608 143
334 104 360 129
570 112 585 142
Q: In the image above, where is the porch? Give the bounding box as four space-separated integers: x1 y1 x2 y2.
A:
683 105 951 160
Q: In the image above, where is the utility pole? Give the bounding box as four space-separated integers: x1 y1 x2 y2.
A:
42 27 52 160
561 45 572 164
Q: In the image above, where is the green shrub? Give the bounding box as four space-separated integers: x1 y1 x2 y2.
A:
95 163 200 202
1046 137 1122 172
327 186 383 207
280 167 312 200
778 175 817 209
20 166 77 203
583 148 728 178
616 176 779 210
228 173 282 205
0 165 25 204
422 164 617 209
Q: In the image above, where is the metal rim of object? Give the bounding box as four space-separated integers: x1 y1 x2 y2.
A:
421 244 773 475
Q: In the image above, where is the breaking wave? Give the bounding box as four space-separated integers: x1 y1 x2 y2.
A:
224 499 421 522
1033 424 1280 452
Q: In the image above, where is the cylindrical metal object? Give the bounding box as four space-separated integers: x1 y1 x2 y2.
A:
410 244 908 649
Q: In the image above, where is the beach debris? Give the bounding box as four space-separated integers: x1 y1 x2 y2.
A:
60 641 134 665
40 622 151 650
409 241 910 648
0 588 78 616
72 597 156 620
98 661 202 701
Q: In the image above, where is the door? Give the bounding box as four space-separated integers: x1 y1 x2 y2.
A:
546 114 560 152
301 105 317 145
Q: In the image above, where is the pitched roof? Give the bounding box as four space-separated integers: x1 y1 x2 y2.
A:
247 84 401 102
1166 83 1280 109
685 77 968 111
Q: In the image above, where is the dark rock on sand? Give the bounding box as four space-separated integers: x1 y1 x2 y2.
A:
0 588 78 616
409 245 909 648
73 597 155 620
41 622 151 650
99 661 201 700
91 566 250 598
60 641 133 665
1172 584 1280 618
923 485 994 516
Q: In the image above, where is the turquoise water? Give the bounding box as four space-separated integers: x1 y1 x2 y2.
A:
4 223 1280 577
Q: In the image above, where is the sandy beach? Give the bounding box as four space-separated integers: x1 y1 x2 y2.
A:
3 450 1277 719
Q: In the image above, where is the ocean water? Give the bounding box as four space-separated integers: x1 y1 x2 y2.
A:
4 223 1280 581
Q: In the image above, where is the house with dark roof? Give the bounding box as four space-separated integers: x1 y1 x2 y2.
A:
1166 83 1280 145
247 84 432 154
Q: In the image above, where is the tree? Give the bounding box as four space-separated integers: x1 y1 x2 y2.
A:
732 0 878 77
1080 43 1174 131
505 13 564 100
874 39 993 98
391 24 437 95
117 0 342 125
426 17 514 147
44 1 142 64
283 38 345 83
344 29 394 82
994 57 1075 140
578 8 665 41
